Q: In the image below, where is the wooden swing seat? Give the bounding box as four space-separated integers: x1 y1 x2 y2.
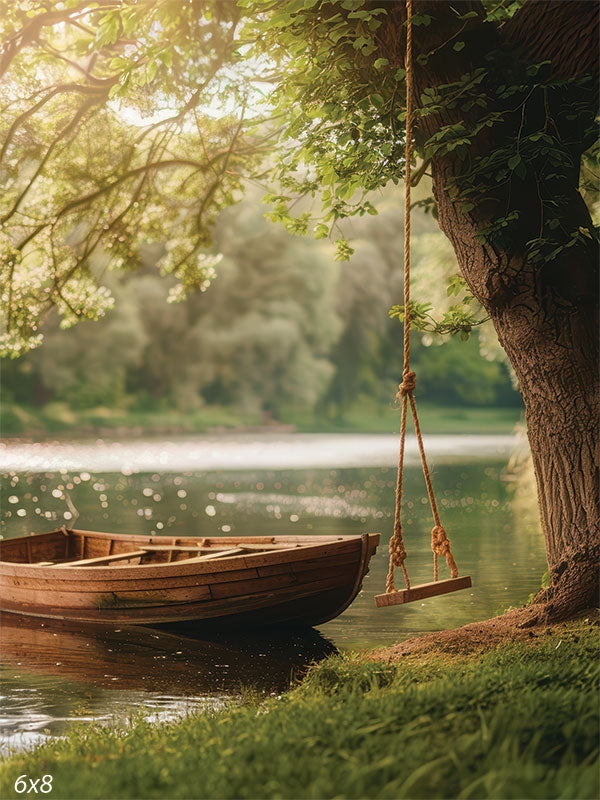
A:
375 575 471 607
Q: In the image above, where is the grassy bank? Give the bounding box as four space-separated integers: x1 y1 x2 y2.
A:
1 400 522 437
1 618 597 800
291 402 522 435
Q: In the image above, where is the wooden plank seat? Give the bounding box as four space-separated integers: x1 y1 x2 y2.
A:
54 544 311 569
375 575 472 607
138 543 303 553
137 545 233 553
232 543 304 551
62 548 246 567
179 547 246 562
64 550 148 567
178 544 319 565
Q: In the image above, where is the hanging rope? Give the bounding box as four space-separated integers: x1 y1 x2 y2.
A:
385 0 459 595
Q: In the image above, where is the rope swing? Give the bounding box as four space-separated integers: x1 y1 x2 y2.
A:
375 0 471 608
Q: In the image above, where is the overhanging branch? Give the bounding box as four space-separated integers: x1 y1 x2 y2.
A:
0 1 121 79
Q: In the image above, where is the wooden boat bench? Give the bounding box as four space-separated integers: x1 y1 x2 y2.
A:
63 549 148 567
55 542 309 568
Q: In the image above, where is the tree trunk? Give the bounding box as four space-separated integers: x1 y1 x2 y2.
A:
501 305 598 617
381 0 599 617
434 177 599 618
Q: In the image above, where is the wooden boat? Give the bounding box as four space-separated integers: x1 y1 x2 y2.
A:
0 527 380 626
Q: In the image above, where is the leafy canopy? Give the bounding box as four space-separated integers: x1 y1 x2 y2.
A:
1 0 597 356
0 0 264 355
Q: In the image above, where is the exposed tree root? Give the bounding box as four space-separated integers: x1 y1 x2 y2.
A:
369 604 598 661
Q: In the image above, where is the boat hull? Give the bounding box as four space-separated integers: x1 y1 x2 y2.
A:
0 529 380 626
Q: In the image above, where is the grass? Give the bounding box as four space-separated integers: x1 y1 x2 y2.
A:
0 402 260 437
2 399 522 437
290 402 522 435
1 617 597 800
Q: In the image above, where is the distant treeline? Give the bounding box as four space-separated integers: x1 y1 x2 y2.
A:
2 189 520 424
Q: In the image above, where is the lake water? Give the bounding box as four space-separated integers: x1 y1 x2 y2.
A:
0 432 545 751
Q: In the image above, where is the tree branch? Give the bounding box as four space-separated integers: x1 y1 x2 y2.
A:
10 147 258 258
0 81 115 168
1 98 101 224
0 1 120 79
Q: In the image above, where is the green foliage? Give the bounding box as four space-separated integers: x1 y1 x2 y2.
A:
2 0 596 441
409 335 517 406
240 0 598 284
0 1 260 356
389 300 486 340
0 620 597 799
3 194 341 417
26 274 147 410
241 1 407 252
2 183 520 424
481 0 528 24
2 0 597 368
416 51 599 262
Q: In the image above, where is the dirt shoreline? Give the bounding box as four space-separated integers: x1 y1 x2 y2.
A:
369 604 599 661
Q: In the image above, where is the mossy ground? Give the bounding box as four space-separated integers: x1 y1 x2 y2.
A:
1 616 597 800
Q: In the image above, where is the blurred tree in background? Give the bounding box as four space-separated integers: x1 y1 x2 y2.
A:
2 184 519 429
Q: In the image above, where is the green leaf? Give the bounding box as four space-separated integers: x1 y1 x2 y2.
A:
353 36 372 51
158 50 173 68
334 239 354 261
146 59 159 83
96 13 120 47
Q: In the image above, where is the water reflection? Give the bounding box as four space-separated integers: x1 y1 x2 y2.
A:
0 612 336 751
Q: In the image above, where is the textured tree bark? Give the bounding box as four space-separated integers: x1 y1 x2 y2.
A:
380 0 599 617
434 176 599 618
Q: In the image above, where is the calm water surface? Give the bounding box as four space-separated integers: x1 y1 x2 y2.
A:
0 432 544 751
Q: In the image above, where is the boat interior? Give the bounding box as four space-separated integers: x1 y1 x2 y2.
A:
0 527 354 568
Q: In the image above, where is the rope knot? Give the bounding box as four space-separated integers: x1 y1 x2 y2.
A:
396 370 416 399
389 534 407 567
431 525 459 578
431 525 450 556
